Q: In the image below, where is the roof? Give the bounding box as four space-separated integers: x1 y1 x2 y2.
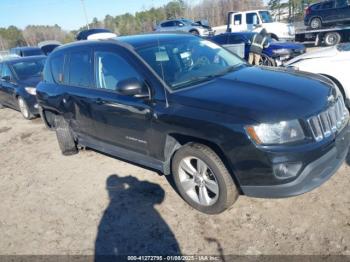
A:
53 33 197 53
10 46 42 51
2 55 46 64
117 33 196 49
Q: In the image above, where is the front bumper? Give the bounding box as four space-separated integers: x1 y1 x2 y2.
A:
241 124 350 198
26 94 39 115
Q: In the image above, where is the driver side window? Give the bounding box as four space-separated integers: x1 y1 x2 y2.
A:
94 51 141 90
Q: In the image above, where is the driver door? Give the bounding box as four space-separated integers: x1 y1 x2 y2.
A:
89 46 153 155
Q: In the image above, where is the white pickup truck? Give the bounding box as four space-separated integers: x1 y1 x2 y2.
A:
213 10 295 41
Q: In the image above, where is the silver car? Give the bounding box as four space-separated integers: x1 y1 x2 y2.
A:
155 19 213 37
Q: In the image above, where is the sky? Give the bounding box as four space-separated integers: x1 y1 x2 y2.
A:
0 0 180 31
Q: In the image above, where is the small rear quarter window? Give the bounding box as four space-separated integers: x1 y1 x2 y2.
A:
50 54 65 84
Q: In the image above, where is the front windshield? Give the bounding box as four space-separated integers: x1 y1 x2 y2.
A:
181 19 194 25
11 58 46 80
259 11 273 23
136 38 245 90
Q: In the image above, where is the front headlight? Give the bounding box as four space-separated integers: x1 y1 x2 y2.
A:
25 87 37 95
245 120 305 145
273 48 292 56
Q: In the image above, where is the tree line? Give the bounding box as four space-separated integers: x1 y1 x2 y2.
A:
1 0 320 50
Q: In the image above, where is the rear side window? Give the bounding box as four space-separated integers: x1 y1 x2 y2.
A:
322 1 335 9
336 0 348 7
161 21 175 27
68 50 92 87
1 64 13 78
50 54 65 84
95 51 141 90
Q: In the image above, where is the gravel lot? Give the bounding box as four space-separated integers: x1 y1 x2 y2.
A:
1 108 350 256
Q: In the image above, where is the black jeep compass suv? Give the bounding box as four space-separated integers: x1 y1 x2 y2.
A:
36 33 350 214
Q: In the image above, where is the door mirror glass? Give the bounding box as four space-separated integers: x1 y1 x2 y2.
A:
1 75 11 82
116 78 148 98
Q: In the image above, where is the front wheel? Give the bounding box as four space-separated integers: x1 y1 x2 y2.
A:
259 54 276 67
18 96 34 120
189 30 199 36
172 143 239 214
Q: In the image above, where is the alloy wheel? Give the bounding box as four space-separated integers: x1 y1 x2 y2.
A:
178 156 219 206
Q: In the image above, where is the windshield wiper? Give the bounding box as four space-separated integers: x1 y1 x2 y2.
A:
172 64 244 90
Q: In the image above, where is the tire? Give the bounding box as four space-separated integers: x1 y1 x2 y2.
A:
259 54 276 67
18 96 34 120
172 143 239 214
324 32 341 46
54 115 78 156
189 30 199 36
310 17 322 29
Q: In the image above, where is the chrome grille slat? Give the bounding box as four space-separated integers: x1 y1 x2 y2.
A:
308 98 349 142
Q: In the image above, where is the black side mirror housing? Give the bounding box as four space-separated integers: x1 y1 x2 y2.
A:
1 76 12 82
116 78 149 98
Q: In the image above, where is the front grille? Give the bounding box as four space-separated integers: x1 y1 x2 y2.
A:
307 98 349 142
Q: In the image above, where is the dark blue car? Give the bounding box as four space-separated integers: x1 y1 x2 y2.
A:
0 56 46 119
210 32 306 66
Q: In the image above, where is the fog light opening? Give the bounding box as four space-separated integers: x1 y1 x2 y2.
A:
273 162 302 180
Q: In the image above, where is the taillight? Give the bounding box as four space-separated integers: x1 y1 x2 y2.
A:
305 7 311 15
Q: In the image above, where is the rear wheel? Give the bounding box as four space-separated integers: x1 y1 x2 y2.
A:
54 115 78 156
324 32 341 46
18 96 34 120
172 143 239 214
310 17 322 29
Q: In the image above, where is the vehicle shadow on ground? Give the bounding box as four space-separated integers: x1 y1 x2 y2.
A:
94 174 181 261
346 150 350 166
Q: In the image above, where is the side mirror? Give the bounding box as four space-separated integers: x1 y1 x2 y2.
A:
1 76 12 82
178 23 184 27
116 78 149 98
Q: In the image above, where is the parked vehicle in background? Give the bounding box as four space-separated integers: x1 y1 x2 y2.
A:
295 25 350 46
0 51 20 61
210 32 305 66
0 56 46 119
38 40 61 55
10 47 44 57
304 0 350 29
286 43 350 109
155 18 214 36
76 28 117 40
213 10 295 41
37 33 350 214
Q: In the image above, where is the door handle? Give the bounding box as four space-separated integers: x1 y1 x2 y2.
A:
95 98 105 105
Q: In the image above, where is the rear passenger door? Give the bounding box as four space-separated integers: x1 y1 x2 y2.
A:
89 46 152 155
57 47 97 138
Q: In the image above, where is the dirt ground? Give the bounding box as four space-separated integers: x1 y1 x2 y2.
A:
0 108 350 256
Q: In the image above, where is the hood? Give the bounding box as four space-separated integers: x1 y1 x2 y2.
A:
171 66 333 123
269 41 305 50
17 76 42 87
286 46 338 65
